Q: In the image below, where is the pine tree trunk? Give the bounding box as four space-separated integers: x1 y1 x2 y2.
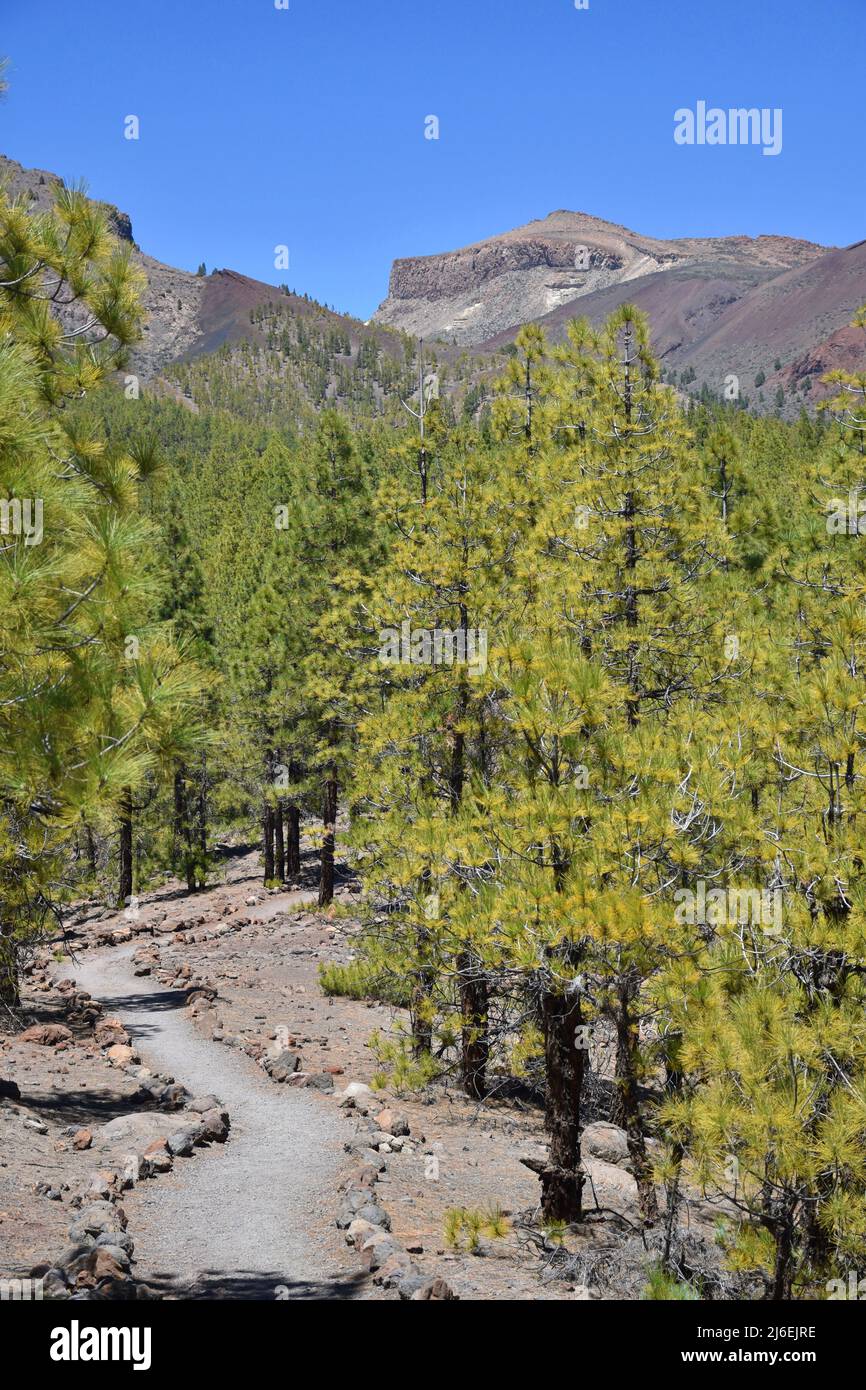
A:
458 952 489 1099
263 805 275 883
770 1205 796 1301
174 765 196 891
0 930 20 1011
535 977 585 1223
119 790 134 906
612 975 659 1226
610 1025 629 1127
410 954 435 1060
318 774 337 907
196 753 208 887
173 764 187 867
449 660 469 813
449 729 465 811
274 799 285 881
662 1054 685 1272
286 804 301 880
84 821 98 877
450 683 484 1090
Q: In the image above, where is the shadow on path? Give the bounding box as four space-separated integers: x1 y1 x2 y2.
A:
138 1268 370 1301
95 987 190 1018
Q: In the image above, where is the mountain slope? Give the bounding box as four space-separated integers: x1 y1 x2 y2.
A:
5 150 862 419
1 152 493 425
0 154 295 378
476 237 866 409
374 209 828 347
664 239 866 396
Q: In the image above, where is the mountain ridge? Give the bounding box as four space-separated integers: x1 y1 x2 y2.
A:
3 151 863 415
374 208 830 348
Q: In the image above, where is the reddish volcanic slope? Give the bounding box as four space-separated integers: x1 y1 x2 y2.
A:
478 240 866 401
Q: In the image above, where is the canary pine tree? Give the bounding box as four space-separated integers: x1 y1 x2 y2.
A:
487 309 731 1223
15 157 863 1301
660 308 866 1297
0 180 204 1002
345 418 518 1087
296 413 380 904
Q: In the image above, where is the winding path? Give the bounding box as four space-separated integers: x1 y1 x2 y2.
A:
67 945 363 1300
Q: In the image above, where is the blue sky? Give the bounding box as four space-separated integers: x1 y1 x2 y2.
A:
1 0 863 319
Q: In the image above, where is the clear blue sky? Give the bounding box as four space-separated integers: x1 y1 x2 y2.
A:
1 0 863 319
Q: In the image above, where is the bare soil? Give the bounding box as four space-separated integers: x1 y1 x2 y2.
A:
2 845 728 1300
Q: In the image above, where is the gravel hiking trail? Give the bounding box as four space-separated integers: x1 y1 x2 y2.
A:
66 945 365 1300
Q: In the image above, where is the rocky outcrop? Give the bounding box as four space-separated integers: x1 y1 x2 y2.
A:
387 238 624 303
375 208 829 348
0 152 282 381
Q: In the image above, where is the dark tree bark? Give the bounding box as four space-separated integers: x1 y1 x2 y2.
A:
285 803 301 881
610 1024 629 1129
318 774 337 906
196 753 208 885
83 821 98 877
449 729 465 812
458 952 489 1099
173 765 187 866
410 948 435 1060
769 1203 796 1301
0 930 20 1010
263 804 275 883
611 973 659 1226
449 643 469 815
119 789 134 906
174 765 196 891
525 970 585 1223
449 673 487 1089
662 1052 685 1272
274 799 285 882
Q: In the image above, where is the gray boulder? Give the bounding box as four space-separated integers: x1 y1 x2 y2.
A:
187 1094 222 1114
265 1050 301 1082
581 1122 631 1168
96 1113 170 1154
55 1243 95 1271
354 1203 390 1230
167 1125 204 1157
198 1107 230 1143
70 1201 127 1237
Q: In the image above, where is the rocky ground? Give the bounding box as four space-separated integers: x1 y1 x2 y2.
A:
1 845 731 1301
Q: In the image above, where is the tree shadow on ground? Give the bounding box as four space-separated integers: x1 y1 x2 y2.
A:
93 988 190 1017
21 1088 143 1128
127 1268 371 1301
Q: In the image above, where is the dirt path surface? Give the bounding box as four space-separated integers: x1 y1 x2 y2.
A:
5 849 714 1301
67 944 366 1300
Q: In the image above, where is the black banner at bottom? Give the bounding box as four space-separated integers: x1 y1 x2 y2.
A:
4 1295 859 1377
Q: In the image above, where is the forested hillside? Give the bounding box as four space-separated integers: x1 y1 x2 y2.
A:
5 171 866 1304
166 296 502 429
